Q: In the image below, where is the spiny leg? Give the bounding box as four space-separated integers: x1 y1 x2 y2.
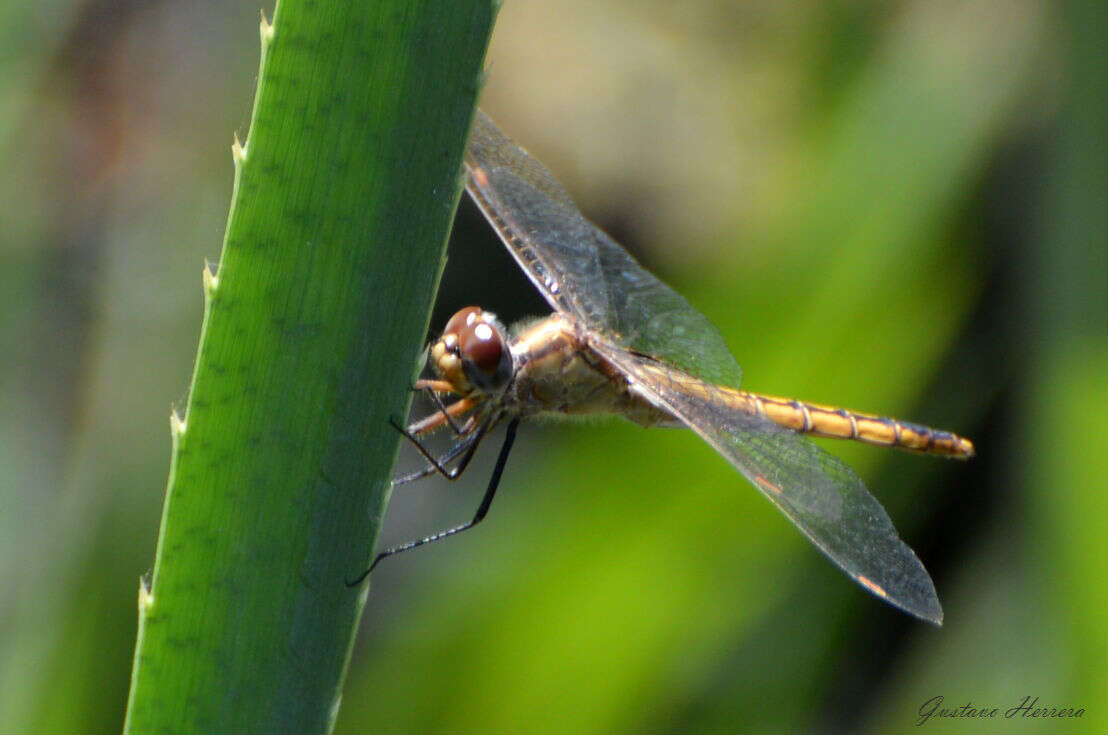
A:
405 396 476 438
347 417 520 587
390 414 489 482
421 384 466 436
392 417 479 487
411 377 466 435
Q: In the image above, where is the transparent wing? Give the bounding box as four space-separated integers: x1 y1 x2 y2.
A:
594 345 943 624
465 110 742 389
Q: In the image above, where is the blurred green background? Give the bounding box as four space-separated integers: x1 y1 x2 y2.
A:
3 0 1105 733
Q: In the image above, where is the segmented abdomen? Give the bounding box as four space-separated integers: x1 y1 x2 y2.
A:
729 390 975 458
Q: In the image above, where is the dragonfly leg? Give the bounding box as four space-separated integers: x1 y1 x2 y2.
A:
392 417 478 487
413 378 457 394
347 417 519 587
405 396 476 438
421 384 466 436
390 415 488 482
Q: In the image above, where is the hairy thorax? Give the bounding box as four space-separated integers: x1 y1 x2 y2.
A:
505 315 671 427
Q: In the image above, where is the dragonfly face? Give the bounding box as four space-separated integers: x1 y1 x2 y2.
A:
364 110 975 626
429 306 514 398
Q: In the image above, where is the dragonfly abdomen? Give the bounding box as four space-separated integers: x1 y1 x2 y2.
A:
741 392 975 458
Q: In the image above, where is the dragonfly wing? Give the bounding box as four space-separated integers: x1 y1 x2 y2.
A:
465 110 742 389
594 344 943 624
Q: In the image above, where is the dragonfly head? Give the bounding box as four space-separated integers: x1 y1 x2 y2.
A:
430 306 514 397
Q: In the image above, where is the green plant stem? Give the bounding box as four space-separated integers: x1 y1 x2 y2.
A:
123 0 497 732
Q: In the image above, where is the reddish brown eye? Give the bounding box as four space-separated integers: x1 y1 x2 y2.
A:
458 320 503 376
443 307 482 342
437 306 511 392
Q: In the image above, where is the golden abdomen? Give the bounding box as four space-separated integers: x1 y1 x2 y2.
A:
507 316 975 458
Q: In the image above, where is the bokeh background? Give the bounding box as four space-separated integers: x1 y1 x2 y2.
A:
3 0 1105 732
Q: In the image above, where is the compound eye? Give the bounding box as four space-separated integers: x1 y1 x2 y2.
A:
443 307 482 344
458 319 504 378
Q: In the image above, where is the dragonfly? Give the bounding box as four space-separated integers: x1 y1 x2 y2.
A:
350 110 974 625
